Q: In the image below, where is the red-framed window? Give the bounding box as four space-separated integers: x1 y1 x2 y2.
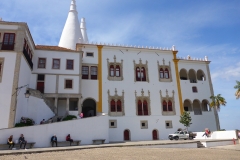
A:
91 66 98 80
164 68 169 79
2 33 15 50
163 100 173 111
38 58 46 68
160 68 164 78
138 100 143 115
117 100 122 112
168 101 173 111
82 66 89 79
111 100 116 112
66 60 74 70
52 59 60 69
65 79 73 89
116 65 120 77
143 100 148 115
110 99 122 112
110 65 114 77
163 100 167 111
136 67 146 81
192 86 198 93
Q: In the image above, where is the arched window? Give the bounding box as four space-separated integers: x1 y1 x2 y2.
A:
111 100 116 112
115 65 120 77
136 67 141 81
117 100 122 112
138 100 143 115
168 100 173 111
141 67 146 81
110 65 114 77
163 100 167 111
160 68 164 78
164 68 169 79
143 100 148 115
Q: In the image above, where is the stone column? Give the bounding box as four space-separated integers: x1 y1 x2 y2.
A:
54 97 58 115
66 98 69 115
78 97 82 114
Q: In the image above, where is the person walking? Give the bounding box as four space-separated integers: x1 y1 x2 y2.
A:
19 134 27 149
51 134 57 147
7 135 15 149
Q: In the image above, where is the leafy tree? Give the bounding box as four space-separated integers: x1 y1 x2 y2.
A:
179 111 192 131
234 80 240 99
210 94 227 111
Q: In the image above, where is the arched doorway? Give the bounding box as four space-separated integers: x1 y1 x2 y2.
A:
82 98 96 118
124 129 130 141
152 129 158 140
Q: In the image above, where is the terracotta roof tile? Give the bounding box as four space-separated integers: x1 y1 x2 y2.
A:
35 45 76 52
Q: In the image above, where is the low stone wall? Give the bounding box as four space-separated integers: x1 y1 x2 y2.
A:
0 116 109 148
194 130 238 140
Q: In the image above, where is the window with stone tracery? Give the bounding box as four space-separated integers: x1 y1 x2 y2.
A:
107 55 123 81
135 89 151 116
158 59 172 82
134 59 149 82
108 89 124 116
160 90 176 115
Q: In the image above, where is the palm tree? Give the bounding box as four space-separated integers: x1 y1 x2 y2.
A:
210 94 227 111
234 80 240 99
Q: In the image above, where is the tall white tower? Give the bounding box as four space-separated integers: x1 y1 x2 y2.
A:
80 18 89 44
59 0 83 50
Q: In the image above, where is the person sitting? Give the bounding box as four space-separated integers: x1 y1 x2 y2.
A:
19 134 27 149
51 134 57 147
40 119 45 124
66 134 73 145
7 135 15 149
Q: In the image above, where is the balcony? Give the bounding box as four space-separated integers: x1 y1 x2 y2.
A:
23 48 33 69
0 42 15 51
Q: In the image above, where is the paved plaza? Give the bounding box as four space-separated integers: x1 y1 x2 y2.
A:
1 147 240 160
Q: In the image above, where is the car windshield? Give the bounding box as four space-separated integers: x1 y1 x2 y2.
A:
174 131 180 134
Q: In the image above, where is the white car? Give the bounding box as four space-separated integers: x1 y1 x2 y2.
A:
168 131 196 140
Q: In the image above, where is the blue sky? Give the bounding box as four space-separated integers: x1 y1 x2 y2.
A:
0 0 239 130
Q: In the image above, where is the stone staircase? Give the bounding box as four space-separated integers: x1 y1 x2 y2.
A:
197 141 205 148
28 88 57 114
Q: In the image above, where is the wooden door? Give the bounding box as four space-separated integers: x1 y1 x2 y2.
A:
124 130 130 141
152 130 158 140
37 82 44 93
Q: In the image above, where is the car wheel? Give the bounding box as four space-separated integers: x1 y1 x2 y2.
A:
169 138 173 140
189 137 193 140
174 136 179 140
184 139 187 140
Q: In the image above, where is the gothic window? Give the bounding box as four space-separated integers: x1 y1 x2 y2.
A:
158 60 172 82
160 68 164 78
134 59 149 82
107 55 123 81
108 89 125 116
160 90 176 115
135 89 151 116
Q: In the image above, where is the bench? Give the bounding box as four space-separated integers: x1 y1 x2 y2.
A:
92 139 105 145
0 142 35 150
51 140 81 147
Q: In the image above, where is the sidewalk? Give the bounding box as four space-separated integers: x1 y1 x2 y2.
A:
0 140 196 156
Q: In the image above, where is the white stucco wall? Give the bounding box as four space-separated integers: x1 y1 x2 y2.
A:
32 50 80 75
0 52 17 129
27 96 55 125
15 56 32 123
44 75 56 93
58 75 79 94
0 116 109 147
195 130 238 139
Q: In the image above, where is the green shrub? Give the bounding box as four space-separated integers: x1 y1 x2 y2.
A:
62 115 77 121
15 117 35 127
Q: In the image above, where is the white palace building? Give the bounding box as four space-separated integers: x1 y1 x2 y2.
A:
0 0 219 145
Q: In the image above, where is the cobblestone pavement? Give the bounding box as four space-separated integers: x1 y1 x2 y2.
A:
1 147 240 160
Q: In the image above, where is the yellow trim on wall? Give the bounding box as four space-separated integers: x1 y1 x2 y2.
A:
173 51 184 115
97 45 103 113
